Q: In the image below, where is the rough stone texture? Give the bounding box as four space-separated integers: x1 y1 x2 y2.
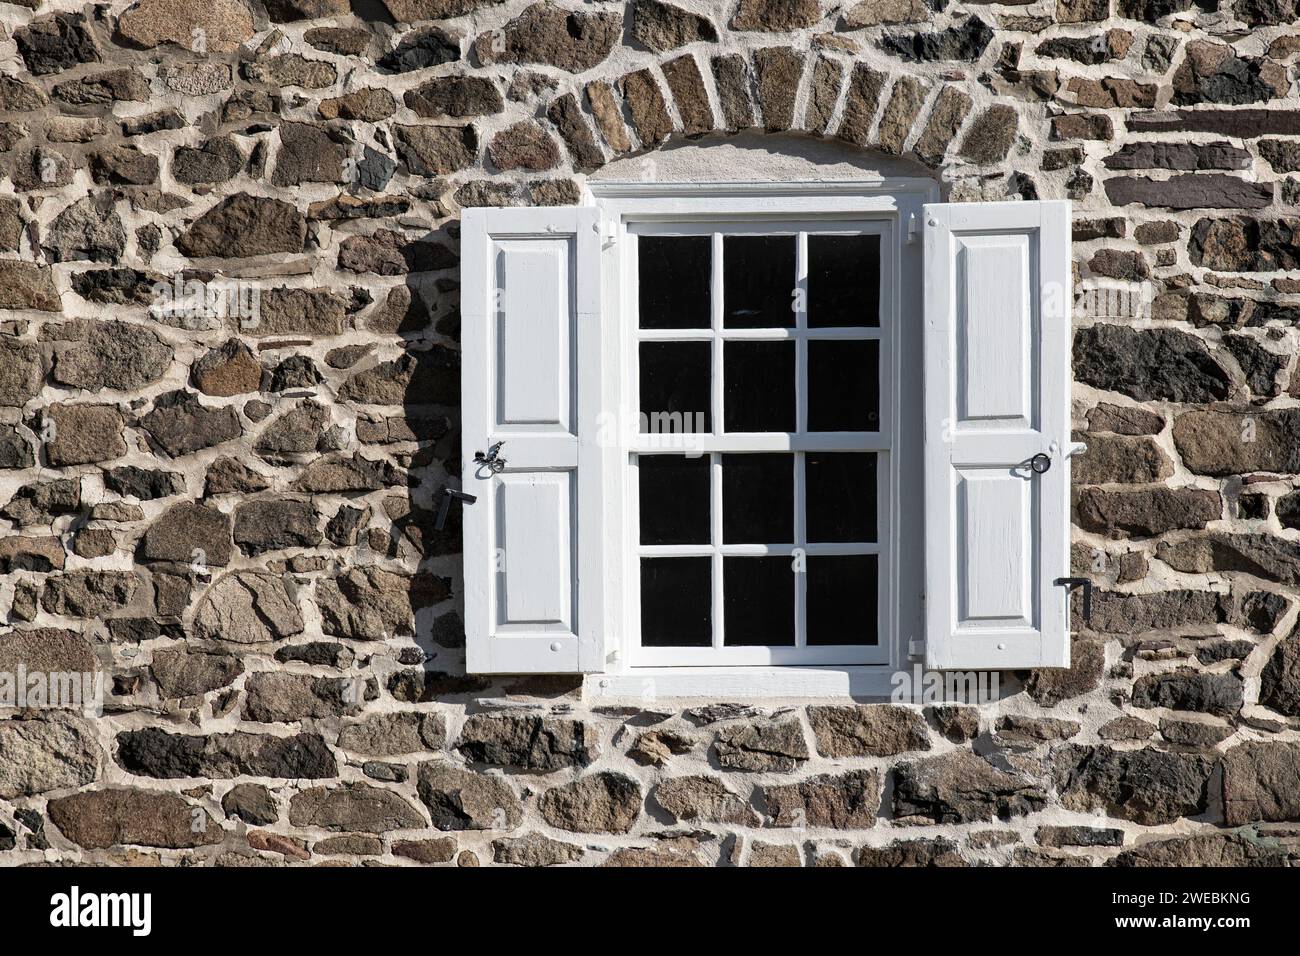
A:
0 716 100 799
455 715 597 771
893 752 1048 824
807 705 930 757
1054 746 1214 825
539 772 642 833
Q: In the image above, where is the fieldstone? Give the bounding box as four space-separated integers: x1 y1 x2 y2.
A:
43 404 126 467
47 789 223 849
455 714 596 771
477 3 622 72
620 69 672 146
750 842 801 866
1087 403 1165 435
87 147 158 189
116 728 337 779
159 62 232 96
233 499 322 555
222 783 278 825
191 340 261 397
1261 629 1300 715
1054 745 1213 824
714 719 810 771
753 47 803 132
807 705 930 757
1158 533 1300 586
1073 433 1172 484
193 572 304 644
41 571 137 617
1218 742 1300 825
805 56 844 135
53 69 149 106
141 391 242 457
0 76 48 111
0 426 33 470
547 94 604 172
730 0 821 30
913 86 973 166
1037 826 1125 848
1112 830 1292 867
994 715 1081 745
0 339 45 406
339 227 458 274
857 838 966 867
1172 40 1284 107
47 320 172 392
764 769 881 828
0 715 100 799
42 194 125 264
881 16 993 62
141 501 233 566
492 833 584 866
243 673 371 722
488 122 560 171
711 55 754 130
252 288 348 338
242 54 337 89
11 146 75 192
1104 141 1250 171
338 350 458 405
1073 326 1231 403
844 0 928 26
1051 113 1113 140
317 568 421 640
115 0 254 54
176 193 306 259
1225 333 1284 396
959 104 1017 164
927 704 980 742
1106 174 1272 210
319 89 396 122
661 55 714 136
314 834 381 855
654 775 759 825
1086 589 1223 635
633 0 718 50
0 536 65 573
205 457 272 496
405 77 503 119
1 479 81 527
172 137 243 186
376 27 459 73
293 453 404 493
417 762 522 831
893 752 1047 823
289 784 425 833
1229 591 1288 634
14 12 100 75
1173 407 1300 476
392 838 456 863
1189 217 1300 272
339 713 446 756
254 402 330 459
1075 487 1221 536
539 772 642 833
836 64 887 145
151 647 244 698
1160 718 1233 748
603 839 703 867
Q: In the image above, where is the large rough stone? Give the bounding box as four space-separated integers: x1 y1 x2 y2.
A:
48 320 172 392
754 47 803 131
1025 638 1106 704
478 3 622 72
881 16 994 62
1158 533 1300 586
176 193 306 259
115 0 254 54
1112 830 1293 867
405 76 503 119
43 193 126 264
242 673 368 722
1132 669 1243 716
492 833 584 866
1 480 81 527
0 340 45 407
254 288 348 338
1075 487 1220 536
44 404 126 466
714 719 810 771
41 571 138 617
150 647 244 698
141 391 242 457
338 713 446 756
620 69 673 146
1104 141 1251 171
0 536 65 573
893 751 1047 823
539 772 642 833
394 125 478 177
173 137 243 185
233 499 322 555
0 715 100 799
1074 326 1230 403
844 0 928 26
1085 589 1223 634
417 761 522 831
807 705 930 757
317 568 419 640
272 122 347 186
141 501 233 566
15 12 100 75
289 784 425 832
730 0 821 30
1261 628 1300 715
47 789 223 849
632 0 718 50
0 262 61 313
1189 217 1300 272
913 86 973 166
763 770 881 828
455 714 597 771
193 572 304 644
0 628 96 681
116 728 337 779
654 775 759 825
837 64 887 145
1173 407 1300 476
1054 745 1213 824
1106 174 1272 210
857 838 966 867
1073 433 1172 484
488 122 560 171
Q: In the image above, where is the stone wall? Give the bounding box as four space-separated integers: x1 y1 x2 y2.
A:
0 0 1299 868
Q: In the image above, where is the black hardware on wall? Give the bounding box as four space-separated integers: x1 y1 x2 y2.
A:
435 488 477 531
1056 577 1092 623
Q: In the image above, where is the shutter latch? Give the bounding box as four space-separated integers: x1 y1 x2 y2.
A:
1056 577 1093 623
435 488 477 531
474 441 507 473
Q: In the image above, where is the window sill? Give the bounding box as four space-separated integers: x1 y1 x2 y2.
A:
584 665 901 701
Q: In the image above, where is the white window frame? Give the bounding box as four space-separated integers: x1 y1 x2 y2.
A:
584 179 938 699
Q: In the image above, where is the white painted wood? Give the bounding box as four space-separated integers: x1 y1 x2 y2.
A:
923 200 1071 671
462 206 604 674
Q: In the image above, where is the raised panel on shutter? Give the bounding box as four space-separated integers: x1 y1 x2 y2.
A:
462 206 604 674
923 200 1071 670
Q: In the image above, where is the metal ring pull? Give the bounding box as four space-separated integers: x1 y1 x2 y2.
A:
474 441 507 473
1030 452 1052 474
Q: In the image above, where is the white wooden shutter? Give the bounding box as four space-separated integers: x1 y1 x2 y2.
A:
922 200 1072 670
461 206 604 673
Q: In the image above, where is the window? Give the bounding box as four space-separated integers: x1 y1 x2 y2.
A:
631 224 890 667
459 183 1073 697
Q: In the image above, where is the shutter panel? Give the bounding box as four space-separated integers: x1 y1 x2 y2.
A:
922 200 1072 670
461 206 604 673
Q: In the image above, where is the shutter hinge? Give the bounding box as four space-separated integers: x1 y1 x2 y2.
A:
908 638 926 662
595 218 618 247
906 212 919 244
1056 577 1093 623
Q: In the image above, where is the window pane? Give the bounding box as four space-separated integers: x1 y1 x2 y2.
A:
639 455 710 545
639 235 711 329
806 453 876 542
808 234 880 328
808 339 879 432
640 341 711 434
724 556 794 646
724 341 794 432
722 453 793 544
723 235 796 328
641 557 712 647
806 555 877 645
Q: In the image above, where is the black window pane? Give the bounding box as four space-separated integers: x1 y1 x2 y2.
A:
724 341 794 432
641 557 711 647
808 339 879 432
724 557 794 646
722 453 793 544
806 555 877 645
639 455 710 545
723 235 796 328
640 341 711 434
806 453 876 542
639 235 711 329
808 234 880 328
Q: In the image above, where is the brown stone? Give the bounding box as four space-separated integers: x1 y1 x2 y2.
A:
619 69 672 147
914 87 972 165
711 54 755 130
807 705 931 757
836 63 886 145
48 789 223 849
662 55 714 136
754 47 804 131
877 76 927 154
